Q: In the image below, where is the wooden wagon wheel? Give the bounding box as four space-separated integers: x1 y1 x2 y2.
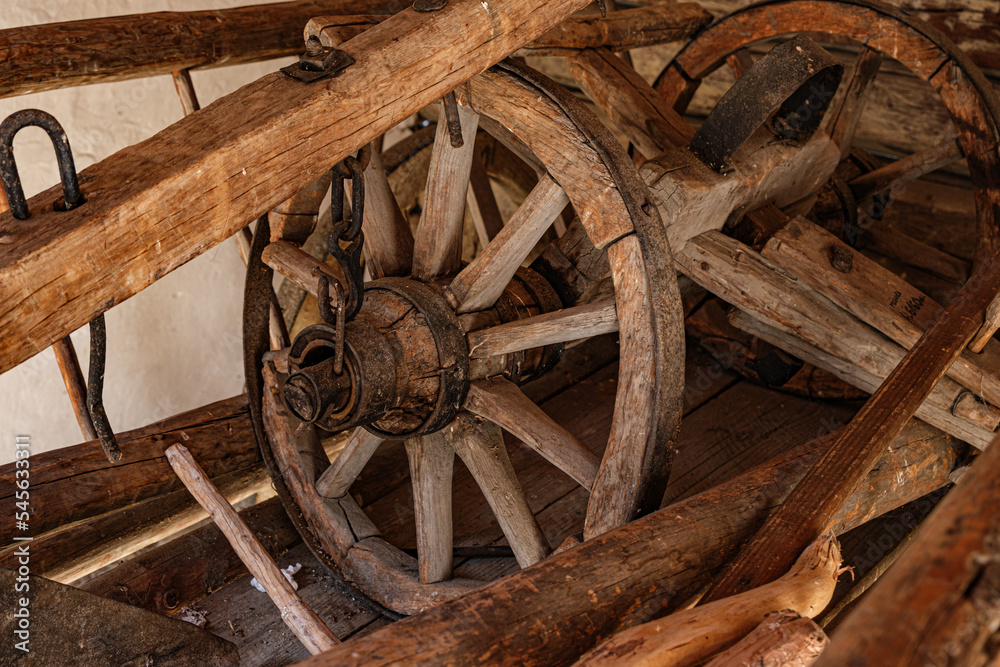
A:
244 61 685 615
653 0 1000 283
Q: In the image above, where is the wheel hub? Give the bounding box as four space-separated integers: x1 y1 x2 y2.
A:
281 268 563 438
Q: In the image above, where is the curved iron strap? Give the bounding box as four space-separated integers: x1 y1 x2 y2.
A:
0 109 85 220
688 35 844 173
0 109 119 461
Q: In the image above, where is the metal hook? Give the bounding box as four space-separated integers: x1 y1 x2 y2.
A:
0 109 86 220
87 315 121 463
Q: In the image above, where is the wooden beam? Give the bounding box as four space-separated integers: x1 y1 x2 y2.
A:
762 218 1000 408
0 0 592 376
0 464 272 584
0 1 401 99
700 247 1000 603
0 395 254 544
291 419 963 667
815 431 1000 666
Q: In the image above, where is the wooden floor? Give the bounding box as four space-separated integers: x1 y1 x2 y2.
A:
152 329 904 666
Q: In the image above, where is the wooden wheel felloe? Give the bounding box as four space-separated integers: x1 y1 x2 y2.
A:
244 61 685 615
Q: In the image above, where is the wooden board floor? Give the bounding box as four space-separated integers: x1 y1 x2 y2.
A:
158 332 875 666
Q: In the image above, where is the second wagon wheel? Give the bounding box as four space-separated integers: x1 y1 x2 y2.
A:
653 0 1000 273
244 61 685 615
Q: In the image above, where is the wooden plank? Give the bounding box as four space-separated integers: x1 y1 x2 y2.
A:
680 231 997 447
0 569 239 665
404 434 455 584
292 419 963 667
449 174 567 312
763 218 1000 407
195 542 383 666
518 4 711 56
700 245 1000 603
465 378 601 488
166 443 340 654
0 1 401 99
732 310 997 449
412 104 480 280
0 395 254 544
78 496 300 616
0 464 272 584
663 381 858 506
0 0 592 376
815 431 1000 666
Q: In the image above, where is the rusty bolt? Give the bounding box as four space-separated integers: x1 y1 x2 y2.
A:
163 590 179 609
305 36 324 58
829 245 853 273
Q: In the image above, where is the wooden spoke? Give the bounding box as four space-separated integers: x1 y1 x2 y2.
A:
825 45 883 159
448 174 568 313
315 428 384 499
235 228 290 351
567 47 693 159
261 240 343 297
51 336 98 442
466 299 618 359
465 378 600 488
848 136 964 200
404 435 455 584
411 103 480 280
362 147 414 279
444 412 549 568
466 157 505 248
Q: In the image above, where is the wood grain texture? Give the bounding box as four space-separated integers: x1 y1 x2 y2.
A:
703 612 828 667
701 245 1000 603
467 299 618 360
466 156 505 248
519 4 711 56
574 535 841 667
449 174 567 312
404 434 455 584
680 231 997 448
444 412 550 568
263 240 345 296
0 1 401 99
732 310 996 449
465 377 601 488
567 46 694 159
412 104 480 280
0 0 592 375
815 431 1000 667
166 443 340 654
293 419 962 667
0 463 272 583
763 218 1000 407
79 496 300 616
0 394 253 544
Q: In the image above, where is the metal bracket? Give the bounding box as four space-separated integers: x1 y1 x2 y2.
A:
280 35 355 83
689 35 844 173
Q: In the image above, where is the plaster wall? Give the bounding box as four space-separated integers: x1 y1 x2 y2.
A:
0 0 296 463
